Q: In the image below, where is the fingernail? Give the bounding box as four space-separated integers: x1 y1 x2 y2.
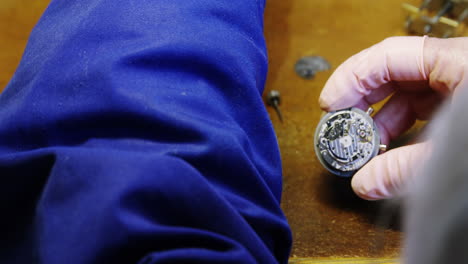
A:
319 96 330 111
359 189 383 201
352 175 386 200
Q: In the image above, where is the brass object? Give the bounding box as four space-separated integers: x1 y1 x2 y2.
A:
403 0 468 37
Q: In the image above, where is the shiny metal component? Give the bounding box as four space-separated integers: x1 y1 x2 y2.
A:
266 90 283 123
314 108 381 177
366 107 374 116
295 56 331 80
379 144 387 152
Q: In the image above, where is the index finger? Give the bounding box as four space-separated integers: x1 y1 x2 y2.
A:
319 36 428 111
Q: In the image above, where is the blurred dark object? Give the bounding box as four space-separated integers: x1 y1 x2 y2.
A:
295 56 331 80
403 0 468 37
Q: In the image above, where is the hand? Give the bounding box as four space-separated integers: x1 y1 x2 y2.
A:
319 36 468 200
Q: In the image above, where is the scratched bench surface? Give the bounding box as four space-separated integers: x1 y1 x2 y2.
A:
0 0 49 90
1 0 418 260
263 0 421 259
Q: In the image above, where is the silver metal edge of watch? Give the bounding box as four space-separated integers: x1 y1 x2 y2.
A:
314 107 387 177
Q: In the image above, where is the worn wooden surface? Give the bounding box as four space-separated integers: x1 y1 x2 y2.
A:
0 0 49 90
1 0 421 260
263 0 419 260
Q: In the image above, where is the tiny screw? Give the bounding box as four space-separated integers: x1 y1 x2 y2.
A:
266 90 283 123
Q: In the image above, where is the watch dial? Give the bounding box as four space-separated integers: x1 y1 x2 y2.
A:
315 108 380 177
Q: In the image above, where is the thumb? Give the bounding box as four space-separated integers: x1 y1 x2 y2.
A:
351 142 431 200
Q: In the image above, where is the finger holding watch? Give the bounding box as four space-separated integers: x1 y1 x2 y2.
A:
317 36 468 200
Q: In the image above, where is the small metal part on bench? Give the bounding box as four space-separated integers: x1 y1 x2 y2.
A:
266 90 283 123
295 56 331 80
314 107 381 177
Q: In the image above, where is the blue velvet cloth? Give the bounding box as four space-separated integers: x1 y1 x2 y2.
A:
0 0 292 263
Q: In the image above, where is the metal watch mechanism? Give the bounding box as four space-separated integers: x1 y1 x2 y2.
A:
314 107 384 177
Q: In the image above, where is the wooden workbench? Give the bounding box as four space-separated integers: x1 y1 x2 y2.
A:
1 0 421 262
264 0 420 261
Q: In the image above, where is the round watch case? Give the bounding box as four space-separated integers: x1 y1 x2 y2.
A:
314 107 383 177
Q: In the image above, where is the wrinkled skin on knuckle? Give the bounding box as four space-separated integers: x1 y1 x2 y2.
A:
426 37 468 95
